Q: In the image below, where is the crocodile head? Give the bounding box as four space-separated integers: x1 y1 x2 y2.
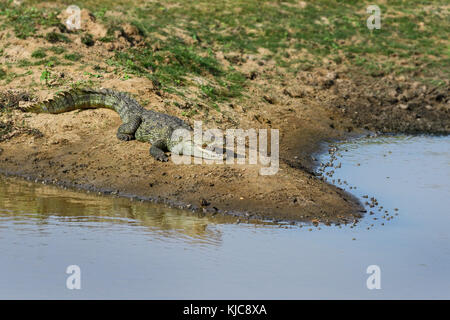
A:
169 129 226 161
171 139 226 160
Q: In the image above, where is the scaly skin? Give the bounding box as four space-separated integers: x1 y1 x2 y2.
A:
25 88 222 161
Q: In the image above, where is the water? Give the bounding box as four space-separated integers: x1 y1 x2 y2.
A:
0 135 449 299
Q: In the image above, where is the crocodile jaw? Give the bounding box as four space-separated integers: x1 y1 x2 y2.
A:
171 140 225 160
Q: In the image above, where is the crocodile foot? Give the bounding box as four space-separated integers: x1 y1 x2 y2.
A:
155 153 169 162
117 133 135 141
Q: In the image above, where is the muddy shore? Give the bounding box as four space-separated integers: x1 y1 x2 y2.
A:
1 71 448 225
0 104 363 224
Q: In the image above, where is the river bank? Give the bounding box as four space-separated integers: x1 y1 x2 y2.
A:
1 73 447 224
0 1 448 224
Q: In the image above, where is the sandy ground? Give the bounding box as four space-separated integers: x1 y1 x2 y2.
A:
0 7 448 224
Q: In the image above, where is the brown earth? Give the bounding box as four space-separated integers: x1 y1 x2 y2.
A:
0 9 449 225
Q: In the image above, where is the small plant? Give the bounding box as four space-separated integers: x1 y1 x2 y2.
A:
40 69 51 85
31 48 47 59
70 79 94 90
98 36 114 43
211 103 221 112
48 46 66 54
64 53 82 61
93 7 107 19
81 33 95 46
17 59 33 67
45 32 70 43
181 109 198 117
84 71 103 78
0 68 6 80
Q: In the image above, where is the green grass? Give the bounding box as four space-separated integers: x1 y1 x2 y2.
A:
107 38 245 103
1 0 449 99
64 53 83 61
45 31 71 43
17 56 62 67
31 48 47 59
48 46 66 54
75 0 448 85
0 2 64 39
0 68 6 80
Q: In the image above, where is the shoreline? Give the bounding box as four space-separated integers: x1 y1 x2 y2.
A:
0 111 365 225
1 71 448 224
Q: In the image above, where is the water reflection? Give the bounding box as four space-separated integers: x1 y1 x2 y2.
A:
0 176 237 246
1 135 449 299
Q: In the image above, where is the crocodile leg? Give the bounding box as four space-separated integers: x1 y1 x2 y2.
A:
150 140 169 162
116 115 142 141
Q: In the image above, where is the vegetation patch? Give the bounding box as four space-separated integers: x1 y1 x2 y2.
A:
0 0 448 110
45 31 71 43
64 53 83 61
31 49 47 59
0 3 64 39
48 46 66 55
81 33 95 46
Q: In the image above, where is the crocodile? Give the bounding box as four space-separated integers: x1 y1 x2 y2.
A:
24 88 223 161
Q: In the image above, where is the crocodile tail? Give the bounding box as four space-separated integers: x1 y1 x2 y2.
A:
22 88 137 114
